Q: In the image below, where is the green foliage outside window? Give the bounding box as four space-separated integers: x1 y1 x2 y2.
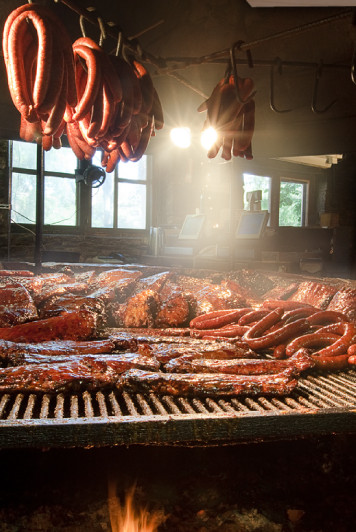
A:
243 173 306 227
279 181 303 227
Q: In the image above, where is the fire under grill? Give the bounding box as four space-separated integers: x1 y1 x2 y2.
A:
1 369 356 449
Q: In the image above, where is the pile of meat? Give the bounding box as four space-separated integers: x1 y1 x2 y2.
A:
0 266 355 398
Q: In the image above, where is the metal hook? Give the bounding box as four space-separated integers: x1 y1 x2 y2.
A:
311 61 337 114
351 42 356 85
229 41 256 104
270 57 292 113
97 16 106 47
84 6 106 47
79 15 86 37
115 31 123 57
351 10 356 84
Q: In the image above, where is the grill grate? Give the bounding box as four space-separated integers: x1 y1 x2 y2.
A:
1 369 356 448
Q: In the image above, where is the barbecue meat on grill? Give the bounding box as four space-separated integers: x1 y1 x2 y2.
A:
113 289 161 327
327 288 356 322
30 282 90 306
226 269 275 298
154 279 194 327
0 353 160 393
90 269 143 289
108 328 191 339
19 273 74 294
192 282 247 315
137 342 256 363
289 281 338 309
134 271 172 293
219 279 258 307
0 282 38 326
0 309 98 342
118 368 298 397
154 292 191 328
0 267 349 400
164 349 314 375
38 292 107 319
0 338 119 365
262 282 299 301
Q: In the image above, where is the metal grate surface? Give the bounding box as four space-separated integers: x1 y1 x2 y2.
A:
1 369 356 449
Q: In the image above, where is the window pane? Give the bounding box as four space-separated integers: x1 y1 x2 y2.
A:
243 173 271 211
11 172 36 223
279 181 304 227
44 146 77 174
12 141 37 170
91 150 103 168
44 176 77 226
117 183 146 229
118 157 147 181
91 172 114 228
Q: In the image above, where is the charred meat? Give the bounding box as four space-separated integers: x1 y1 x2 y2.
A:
0 353 160 393
118 368 298 397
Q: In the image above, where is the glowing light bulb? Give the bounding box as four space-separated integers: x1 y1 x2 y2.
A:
170 127 191 148
200 127 217 150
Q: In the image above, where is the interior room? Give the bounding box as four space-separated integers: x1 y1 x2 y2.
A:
1 1 356 531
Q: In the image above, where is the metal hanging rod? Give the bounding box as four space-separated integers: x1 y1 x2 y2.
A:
161 10 354 72
194 9 354 65
161 57 351 72
235 10 353 53
52 0 354 98
53 1 353 68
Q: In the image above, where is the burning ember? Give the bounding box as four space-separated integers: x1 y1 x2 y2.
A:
108 480 165 532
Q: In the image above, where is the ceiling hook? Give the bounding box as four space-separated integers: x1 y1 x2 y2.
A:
270 57 292 113
85 6 106 47
115 31 123 57
351 10 356 85
79 14 87 38
311 60 337 114
351 42 356 85
97 16 106 47
229 40 256 104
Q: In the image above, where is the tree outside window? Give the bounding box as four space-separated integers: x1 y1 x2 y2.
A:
10 140 149 231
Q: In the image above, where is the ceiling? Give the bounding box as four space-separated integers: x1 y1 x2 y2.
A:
1 0 356 157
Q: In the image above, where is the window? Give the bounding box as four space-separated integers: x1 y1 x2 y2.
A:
91 152 148 230
9 140 149 231
11 140 78 226
279 179 307 227
243 173 271 212
243 171 309 227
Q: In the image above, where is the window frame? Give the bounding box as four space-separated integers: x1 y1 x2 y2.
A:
279 176 309 228
89 155 152 232
8 140 151 236
238 157 321 229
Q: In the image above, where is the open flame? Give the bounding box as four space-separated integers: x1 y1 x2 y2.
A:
108 479 165 532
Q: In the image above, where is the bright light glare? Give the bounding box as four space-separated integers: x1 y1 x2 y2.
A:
201 127 218 150
170 127 191 148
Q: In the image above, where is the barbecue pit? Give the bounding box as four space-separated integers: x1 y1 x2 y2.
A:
1 368 356 449
0 264 355 531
